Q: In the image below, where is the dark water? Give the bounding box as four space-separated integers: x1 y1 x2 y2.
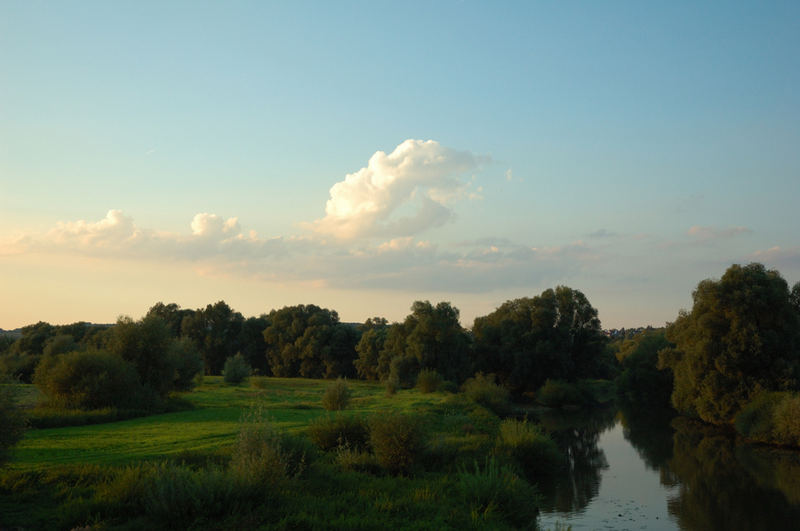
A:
534 406 800 531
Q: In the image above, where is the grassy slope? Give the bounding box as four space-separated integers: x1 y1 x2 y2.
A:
9 377 450 471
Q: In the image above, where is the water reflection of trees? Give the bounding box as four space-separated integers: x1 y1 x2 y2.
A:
617 403 679 487
535 406 616 513
665 418 800 531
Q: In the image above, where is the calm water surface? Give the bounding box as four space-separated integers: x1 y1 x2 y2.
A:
535 407 800 531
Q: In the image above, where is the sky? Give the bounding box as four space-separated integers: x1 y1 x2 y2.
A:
1 1 799 330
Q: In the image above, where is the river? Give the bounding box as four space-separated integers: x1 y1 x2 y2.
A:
533 406 800 531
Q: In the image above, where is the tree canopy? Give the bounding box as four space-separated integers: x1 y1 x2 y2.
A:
659 263 800 424
472 286 609 395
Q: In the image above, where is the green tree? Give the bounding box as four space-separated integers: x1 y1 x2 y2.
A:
378 302 471 384
354 318 389 380
181 301 245 375
659 263 800 424
615 329 674 408
472 286 608 395
263 305 358 378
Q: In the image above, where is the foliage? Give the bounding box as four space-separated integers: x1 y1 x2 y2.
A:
615 329 673 408
169 337 204 391
0 379 27 466
181 301 245 375
223 353 251 384
308 414 370 451
263 305 358 379
354 318 389 380
231 407 315 483
33 350 143 410
472 287 610 396
389 354 419 389
416 368 444 393
735 391 800 447
461 372 511 416
457 456 540 529
537 379 583 408
377 301 472 385
106 315 180 397
494 419 562 479
321 378 351 411
659 263 800 424
0 352 41 383
369 412 425 474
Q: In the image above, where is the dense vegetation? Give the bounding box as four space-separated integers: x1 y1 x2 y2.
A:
2 262 800 527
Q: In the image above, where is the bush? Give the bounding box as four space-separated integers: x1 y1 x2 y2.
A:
0 378 27 465
33 350 142 410
308 414 369 451
495 419 562 479
537 379 583 408
0 352 41 383
335 445 381 473
457 457 540 528
462 373 511 416
736 392 800 447
416 369 443 393
231 408 314 483
735 392 784 443
369 412 424 474
773 394 800 447
321 378 351 411
223 353 251 384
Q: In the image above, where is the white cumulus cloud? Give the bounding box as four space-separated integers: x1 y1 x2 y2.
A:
309 139 479 239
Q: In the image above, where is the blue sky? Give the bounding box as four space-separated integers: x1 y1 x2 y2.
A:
1 1 799 329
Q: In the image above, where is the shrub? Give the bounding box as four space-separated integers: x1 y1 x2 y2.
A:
384 377 398 396
321 378 351 411
736 392 800 447
33 350 142 410
0 378 27 465
223 353 251 384
773 394 800 446
495 418 562 479
537 379 583 408
231 408 314 483
335 445 381 473
734 392 784 443
416 369 443 393
369 412 424 474
308 414 369 451
457 457 540 528
0 352 41 383
462 373 511 416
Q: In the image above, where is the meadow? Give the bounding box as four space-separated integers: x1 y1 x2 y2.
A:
1 376 553 530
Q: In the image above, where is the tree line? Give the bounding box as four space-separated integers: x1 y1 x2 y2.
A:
1 286 616 403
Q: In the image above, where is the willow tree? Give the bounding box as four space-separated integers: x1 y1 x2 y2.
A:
659 263 800 424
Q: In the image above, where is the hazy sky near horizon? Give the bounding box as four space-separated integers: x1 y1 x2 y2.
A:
2 1 799 329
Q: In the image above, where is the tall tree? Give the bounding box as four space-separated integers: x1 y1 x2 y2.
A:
181 301 244 375
472 286 608 395
262 305 358 378
659 263 800 424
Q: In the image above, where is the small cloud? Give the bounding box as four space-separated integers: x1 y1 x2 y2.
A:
505 169 513 181
687 226 752 241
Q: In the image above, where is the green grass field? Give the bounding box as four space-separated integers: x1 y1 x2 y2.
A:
1 377 555 530
9 377 451 471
